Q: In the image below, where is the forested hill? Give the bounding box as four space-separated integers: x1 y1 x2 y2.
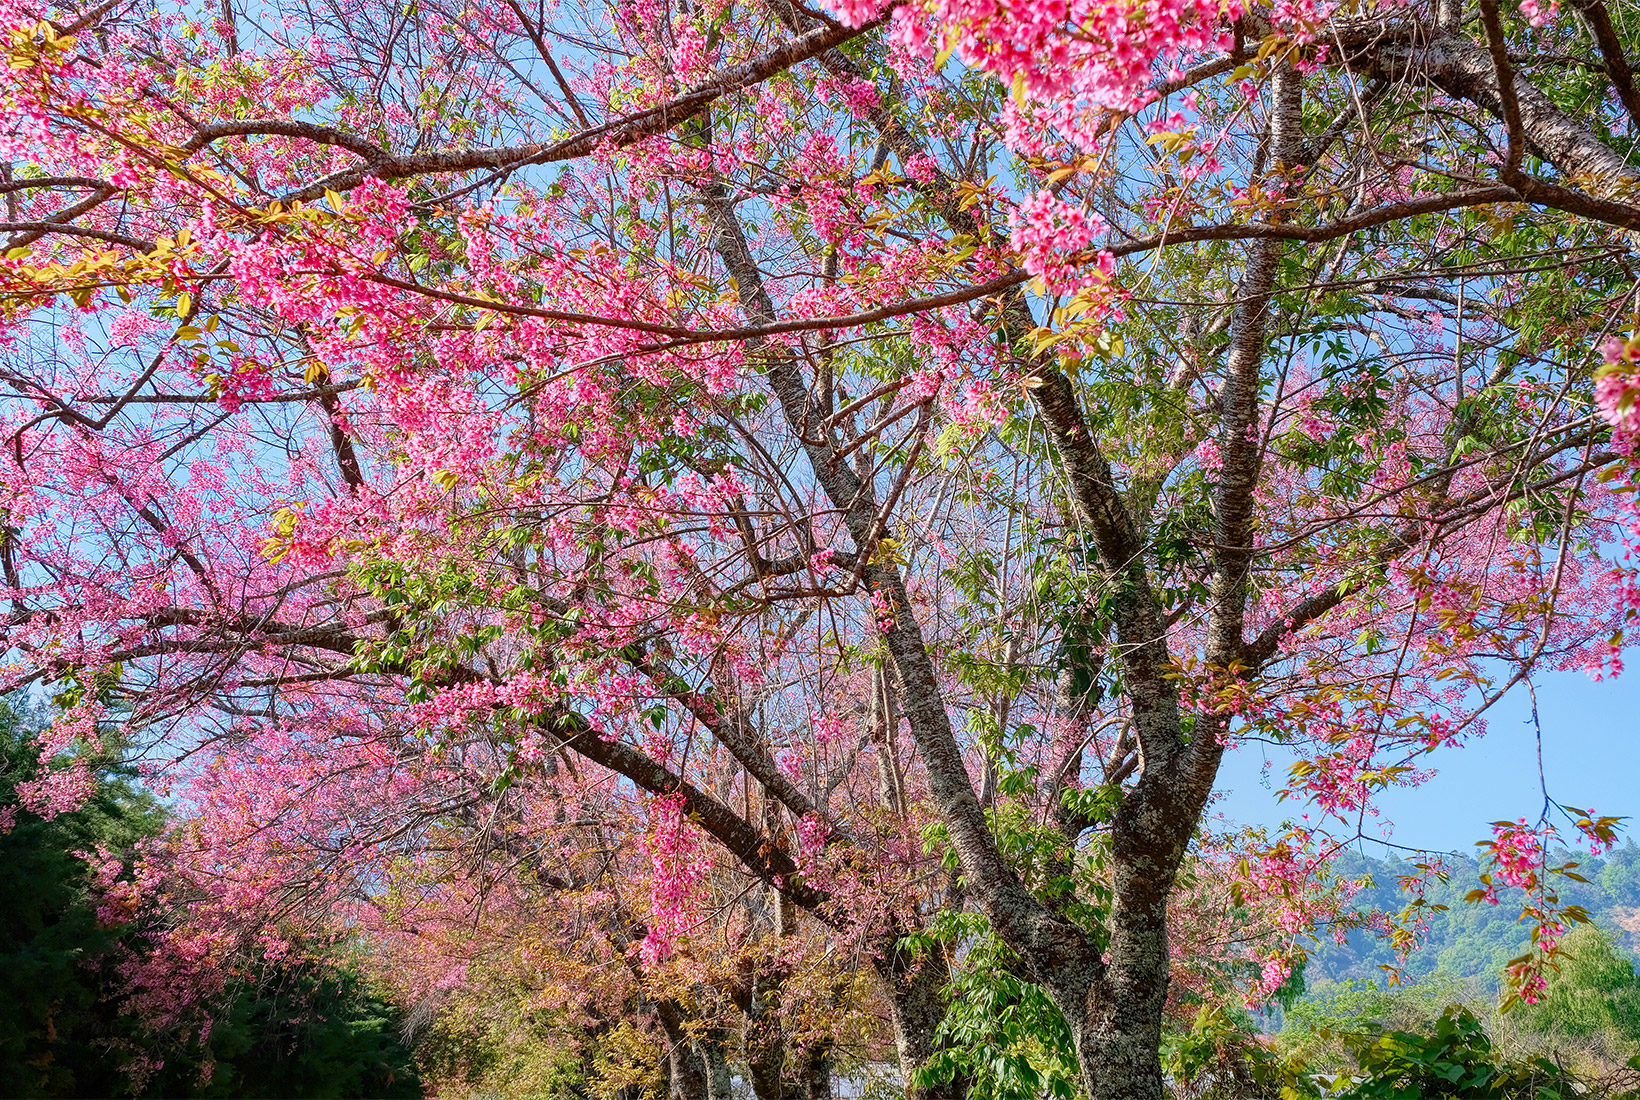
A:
1301 842 1640 990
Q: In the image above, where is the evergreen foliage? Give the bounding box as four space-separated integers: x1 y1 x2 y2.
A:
0 701 162 1096
0 704 422 1098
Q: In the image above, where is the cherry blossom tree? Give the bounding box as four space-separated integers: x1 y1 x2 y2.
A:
2 0 1639 1095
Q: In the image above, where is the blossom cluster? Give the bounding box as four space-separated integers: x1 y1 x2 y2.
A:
639 794 712 966
1008 190 1112 297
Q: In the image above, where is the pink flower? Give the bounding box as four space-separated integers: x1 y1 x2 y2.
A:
639 794 710 966
17 762 96 821
904 154 940 184
829 0 891 27
1519 0 1557 25
1595 335 1640 451
1009 191 1108 296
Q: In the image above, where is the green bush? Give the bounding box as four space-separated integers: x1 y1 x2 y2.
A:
1326 1006 1586 1100
0 702 422 1098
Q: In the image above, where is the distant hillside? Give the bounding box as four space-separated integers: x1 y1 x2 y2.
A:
1299 839 1640 991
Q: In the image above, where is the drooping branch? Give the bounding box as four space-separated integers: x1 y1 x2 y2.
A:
540 706 830 911
623 647 849 841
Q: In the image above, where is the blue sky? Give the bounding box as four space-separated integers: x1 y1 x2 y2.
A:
1212 665 1639 855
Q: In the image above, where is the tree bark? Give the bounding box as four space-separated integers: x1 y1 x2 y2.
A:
739 967 786 1100
660 1005 712 1100
795 1042 833 1100
700 1031 736 1100
875 939 970 1100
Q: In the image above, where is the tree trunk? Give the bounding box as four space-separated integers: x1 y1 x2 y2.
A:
877 941 967 1100
700 1030 735 1100
1075 1020 1167 1100
662 1021 711 1100
670 1046 710 1100
741 970 786 1100
794 1042 832 1100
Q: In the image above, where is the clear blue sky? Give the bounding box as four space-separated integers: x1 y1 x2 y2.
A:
1212 665 1639 854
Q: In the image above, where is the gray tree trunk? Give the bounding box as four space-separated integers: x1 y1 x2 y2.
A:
700 1031 735 1100
795 1043 832 1100
660 1008 712 1100
877 941 968 1100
